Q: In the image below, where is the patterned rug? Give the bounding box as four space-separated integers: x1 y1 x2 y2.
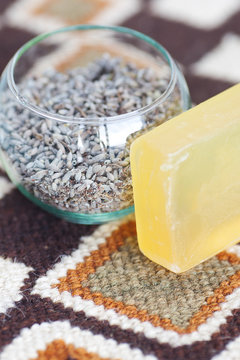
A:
1 1 240 359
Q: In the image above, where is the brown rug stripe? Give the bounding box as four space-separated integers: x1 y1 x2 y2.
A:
122 12 228 67
0 26 57 78
0 27 36 74
0 190 97 272
0 0 16 12
0 290 239 360
222 10 240 34
184 74 234 103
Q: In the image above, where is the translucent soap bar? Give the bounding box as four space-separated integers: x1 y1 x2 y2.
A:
130 84 240 273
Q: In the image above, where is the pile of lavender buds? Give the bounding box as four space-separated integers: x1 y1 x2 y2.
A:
0 54 182 213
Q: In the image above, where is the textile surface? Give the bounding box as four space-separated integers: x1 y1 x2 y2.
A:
1 1 240 359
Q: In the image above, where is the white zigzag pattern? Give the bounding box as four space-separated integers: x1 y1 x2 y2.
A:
0 320 157 360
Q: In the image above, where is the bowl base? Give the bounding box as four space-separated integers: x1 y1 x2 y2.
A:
17 184 134 224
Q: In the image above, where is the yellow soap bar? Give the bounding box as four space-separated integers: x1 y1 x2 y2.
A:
130 84 240 273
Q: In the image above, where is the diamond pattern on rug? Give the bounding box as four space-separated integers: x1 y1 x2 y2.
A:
6 0 141 34
54 221 240 334
33 0 108 25
32 218 240 349
82 243 240 330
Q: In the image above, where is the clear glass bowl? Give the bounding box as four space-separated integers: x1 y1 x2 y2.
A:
0 25 191 224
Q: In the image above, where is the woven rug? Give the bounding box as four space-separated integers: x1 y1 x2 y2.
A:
1 1 240 359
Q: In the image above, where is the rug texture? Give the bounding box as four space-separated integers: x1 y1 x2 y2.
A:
0 1 240 359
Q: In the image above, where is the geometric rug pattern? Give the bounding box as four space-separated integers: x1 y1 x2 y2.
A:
1 1 240 359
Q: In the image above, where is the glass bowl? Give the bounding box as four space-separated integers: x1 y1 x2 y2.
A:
0 25 191 224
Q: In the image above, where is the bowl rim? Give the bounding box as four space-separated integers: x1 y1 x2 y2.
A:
6 24 178 125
